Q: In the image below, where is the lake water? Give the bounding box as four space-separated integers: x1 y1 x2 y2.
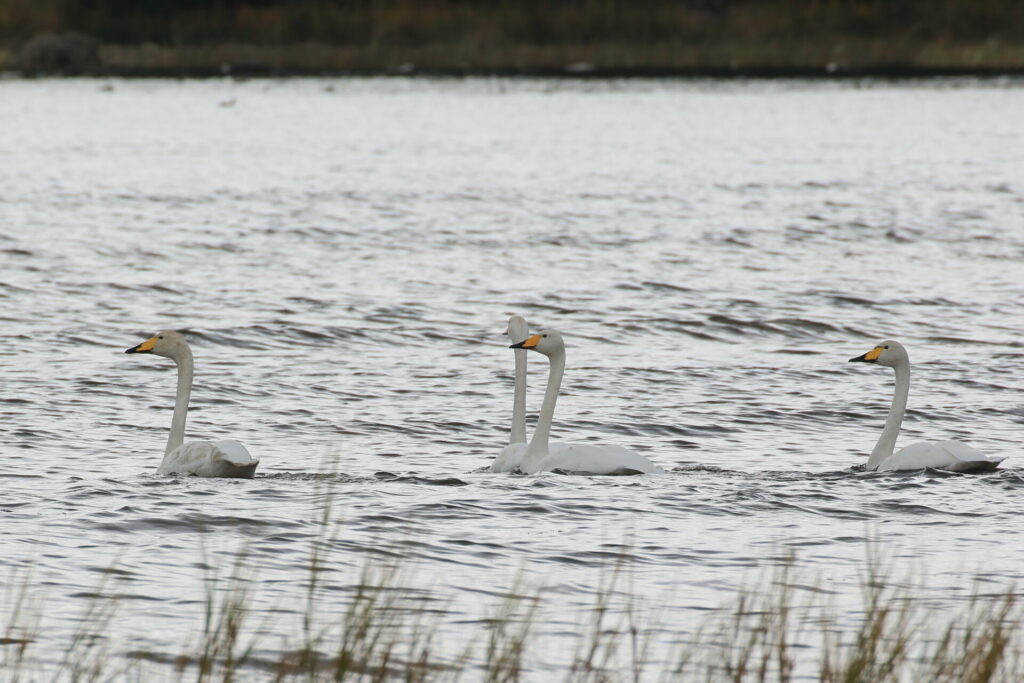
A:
1 76 1023 679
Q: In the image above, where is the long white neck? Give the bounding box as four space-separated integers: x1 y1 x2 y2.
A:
167 347 194 456
523 348 565 471
511 346 527 445
867 361 909 470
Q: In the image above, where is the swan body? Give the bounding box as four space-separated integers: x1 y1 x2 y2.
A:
158 440 259 478
493 441 661 476
849 340 1004 473
509 329 664 475
491 315 530 473
126 330 259 478
876 440 998 473
522 442 664 475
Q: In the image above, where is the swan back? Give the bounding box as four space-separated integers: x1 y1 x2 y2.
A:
526 443 665 475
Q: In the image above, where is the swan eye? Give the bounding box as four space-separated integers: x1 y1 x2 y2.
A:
542 334 548 338
158 335 164 340
883 345 888 349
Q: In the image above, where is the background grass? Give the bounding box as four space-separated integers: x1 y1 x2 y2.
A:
1 0 1022 74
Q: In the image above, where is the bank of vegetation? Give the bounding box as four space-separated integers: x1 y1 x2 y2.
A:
0 0 1022 76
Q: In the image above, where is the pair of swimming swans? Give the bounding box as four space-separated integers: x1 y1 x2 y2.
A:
126 331 259 478
491 322 1003 475
491 316 664 475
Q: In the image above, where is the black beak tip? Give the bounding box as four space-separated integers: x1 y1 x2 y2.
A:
509 341 525 349
849 353 871 363
125 344 142 354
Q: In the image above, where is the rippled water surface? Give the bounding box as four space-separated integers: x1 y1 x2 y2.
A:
1 77 1023 678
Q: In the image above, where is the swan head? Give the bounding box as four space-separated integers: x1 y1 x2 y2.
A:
509 328 564 356
849 340 908 368
125 330 190 359
505 315 529 344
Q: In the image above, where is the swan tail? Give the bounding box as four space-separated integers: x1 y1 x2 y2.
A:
491 442 528 473
214 440 257 465
213 440 260 477
941 459 1004 474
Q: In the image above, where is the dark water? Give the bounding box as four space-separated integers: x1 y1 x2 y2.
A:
1 77 1023 678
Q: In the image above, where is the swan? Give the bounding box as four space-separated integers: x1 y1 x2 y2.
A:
849 340 1004 472
125 330 259 478
489 315 530 473
509 329 664 475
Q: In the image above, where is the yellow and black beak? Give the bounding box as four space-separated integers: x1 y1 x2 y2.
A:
125 336 158 354
510 334 541 350
849 346 882 363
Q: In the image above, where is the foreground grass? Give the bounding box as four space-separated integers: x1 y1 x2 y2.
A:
3 510 1022 681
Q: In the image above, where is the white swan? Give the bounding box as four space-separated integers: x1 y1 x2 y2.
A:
490 315 530 473
126 330 259 478
849 340 1004 472
509 329 664 475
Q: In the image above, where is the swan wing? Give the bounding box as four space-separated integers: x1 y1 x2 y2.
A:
536 443 665 475
491 442 528 473
213 440 258 467
880 440 1004 473
158 440 259 478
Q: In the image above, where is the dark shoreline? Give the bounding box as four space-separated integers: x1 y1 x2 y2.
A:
7 65 1024 80
5 0 1022 81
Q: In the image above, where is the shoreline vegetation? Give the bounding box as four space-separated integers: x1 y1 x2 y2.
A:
1 0 1023 78
3 478 1023 680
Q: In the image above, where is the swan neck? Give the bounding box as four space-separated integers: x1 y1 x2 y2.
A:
868 362 909 470
167 347 194 456
524 349 564 470
511 347 527 445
